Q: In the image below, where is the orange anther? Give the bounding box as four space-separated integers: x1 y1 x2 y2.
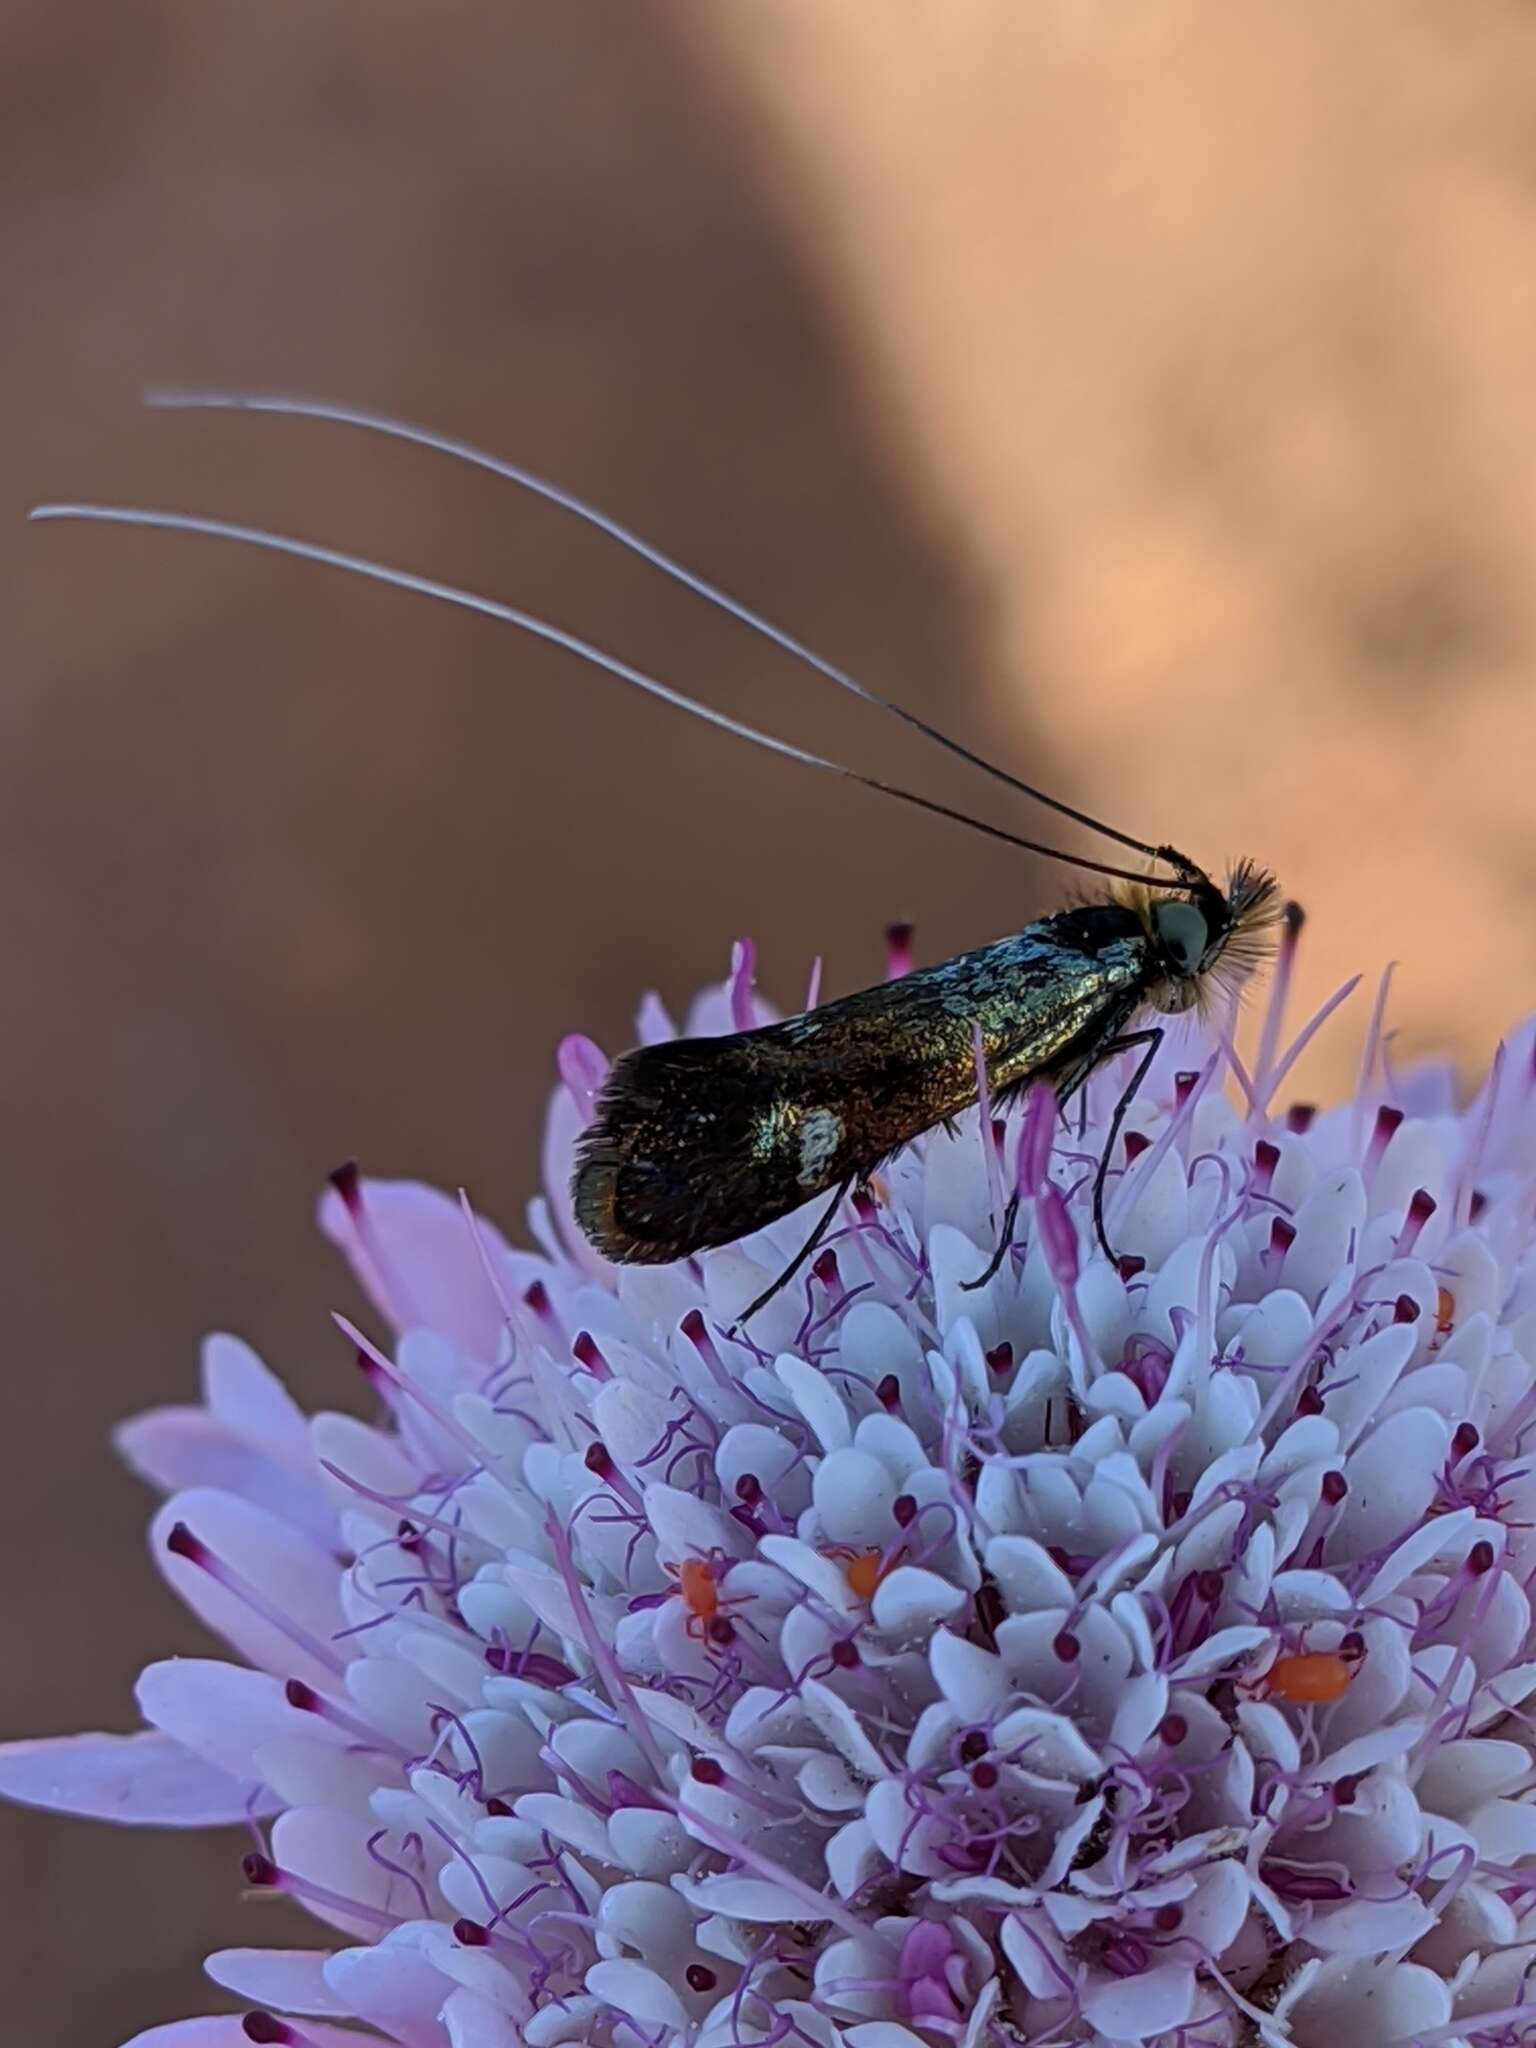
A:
843 1550 885 1603
1435 1286 1456 1337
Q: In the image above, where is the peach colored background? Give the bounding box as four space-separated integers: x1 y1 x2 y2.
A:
4 5 1535 2041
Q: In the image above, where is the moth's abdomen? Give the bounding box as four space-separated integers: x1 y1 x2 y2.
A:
572 1035 857 1263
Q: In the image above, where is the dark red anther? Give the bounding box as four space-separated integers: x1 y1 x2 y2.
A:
607 1772 657 1810
1394 1293 1422 1324
284 1679 319 1712
970 1761 999 1789
453 1918 490 1947
1268 1217 1296 1259
852 1188 879 1225
1053 1630 1081 1663
1401 1189 1437 1250
520 1652 578 1687
1469 1540 1497 1577
1116 1253 1146 1283
241 1851 278 1887
831 1639 861 1669
893 1493 918 1528
686 1964 719 1993
959 1731 988 1763
1296 1384 1325 1416
242 2018 288 2046
1469 1188 1488 1222
1369 1105 1404 1158
327 1159 362 1211
1196 1570 1224 1604
485 1796 512 1817
985 1342 1014 1377
1123 1130 1152 1163
1152 1904 1183 1933
1452 1422 1480 1461
1332 1775 1360 1807
523 1279 551 1322
812 1248 840 1289
707 1616 737 1647
1174 1071 1199 1108
165 1521 205 1563
1266 1870 1350 1903
1253 1139 1280 1193
991 1117 1008 1154
583 1441 615 1479
691 1756 725 1784
1339 1631 1366 1660
572 1330 609 1376
396 1518 421 1551
884 921 915 978
876 1373 902 1412
681 1308 708 1344
1285 1103 1316 1133
1321 1471 1349 1506
1102 1935 1150 1977
735 1472 763 1503
973 1579 1005 1643
1157 1712 1188 1746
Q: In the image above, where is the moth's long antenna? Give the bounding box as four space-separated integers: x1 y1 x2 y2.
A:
30 501 1170 890
144 389 1190 881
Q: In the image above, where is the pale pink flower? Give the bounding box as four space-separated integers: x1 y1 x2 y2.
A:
6 926 1536 2048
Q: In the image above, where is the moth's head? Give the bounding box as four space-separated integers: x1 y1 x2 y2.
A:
1117 859 1284 1016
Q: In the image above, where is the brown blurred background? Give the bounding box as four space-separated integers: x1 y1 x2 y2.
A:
5 3 1536 2040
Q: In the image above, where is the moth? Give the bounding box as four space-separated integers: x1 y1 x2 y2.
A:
35 391 1283 1321
575 859 1279 1314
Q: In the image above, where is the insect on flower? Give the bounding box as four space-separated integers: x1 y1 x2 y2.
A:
1243 1636 1366 1707
33 390 1285 1322
667 1553 749 1646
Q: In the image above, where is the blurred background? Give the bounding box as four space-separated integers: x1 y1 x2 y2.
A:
5 2 1536 2038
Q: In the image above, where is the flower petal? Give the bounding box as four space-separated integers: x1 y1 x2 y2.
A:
0 1729 269 1827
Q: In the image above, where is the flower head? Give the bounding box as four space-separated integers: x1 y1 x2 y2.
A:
6 926 1536 2048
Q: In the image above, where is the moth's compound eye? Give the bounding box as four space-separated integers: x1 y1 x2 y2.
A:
1154 900 1209 976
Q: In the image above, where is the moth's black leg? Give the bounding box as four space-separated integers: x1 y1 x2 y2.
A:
1092 1028 1163 1262
962 1187 1022 1292
733 1177 854 1329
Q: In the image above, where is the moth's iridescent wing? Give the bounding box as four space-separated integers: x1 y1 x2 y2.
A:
573 905 1151 1262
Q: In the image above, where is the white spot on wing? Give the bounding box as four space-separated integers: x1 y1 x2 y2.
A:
797 1107 844 1188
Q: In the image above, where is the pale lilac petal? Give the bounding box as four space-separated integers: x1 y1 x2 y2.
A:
323 1936 454 2046
203 1948 348 2014
0 1730 269 1826
136 1659 341 1783
150 1489 345 1692
201 1333 313 1467
1080 1965 1195 2041
122 2026 373 2048
319 1175 512 1357
442 1985 525 2048
117 1408 338 1550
